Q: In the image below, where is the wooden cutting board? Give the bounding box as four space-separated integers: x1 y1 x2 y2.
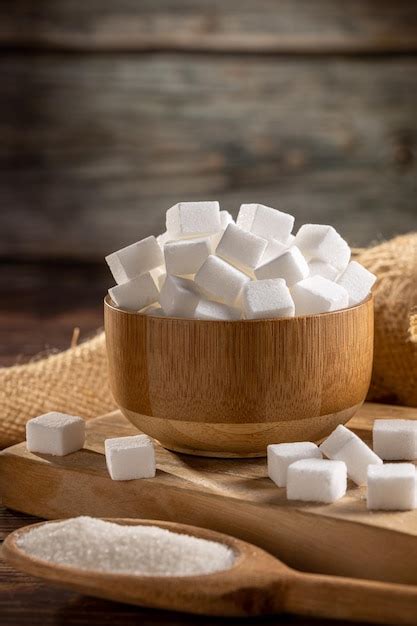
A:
2 402 417 586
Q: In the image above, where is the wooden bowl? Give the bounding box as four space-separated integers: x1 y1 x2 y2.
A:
104 295 373 457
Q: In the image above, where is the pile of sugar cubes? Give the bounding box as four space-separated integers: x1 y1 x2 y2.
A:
268 420 417 510
106 201 376 319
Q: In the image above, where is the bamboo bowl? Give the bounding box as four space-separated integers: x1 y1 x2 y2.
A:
104 295 373 457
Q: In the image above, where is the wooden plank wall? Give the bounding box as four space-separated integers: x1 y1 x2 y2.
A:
1 1 416 260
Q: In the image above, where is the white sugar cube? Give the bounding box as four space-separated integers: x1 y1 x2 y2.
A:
105 435 156 481
237 204 294 243
261 239 289 265
216 223 267 273
106 236 163 285
195 255 250 306
373 419 417 460
26 412 85 456
337 261 376 307
108 272 159 311
242 279 295 319
267 442 322 488
367 464 417 511
320 424 382 485
291 275 349 316
159 275 200 317
194 299 241 321
164 237 212 276
166 201 221 238
308 259 339 281
294 224 350 272
287 458 347 503
255 246 309 286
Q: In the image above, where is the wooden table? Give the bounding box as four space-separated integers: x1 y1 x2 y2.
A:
0 261 383 625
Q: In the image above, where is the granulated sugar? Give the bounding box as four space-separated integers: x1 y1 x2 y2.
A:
17 517 235 577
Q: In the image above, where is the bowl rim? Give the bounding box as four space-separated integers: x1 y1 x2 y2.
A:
104 292 373 323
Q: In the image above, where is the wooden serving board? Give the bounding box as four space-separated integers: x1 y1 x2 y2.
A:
2 402 417 586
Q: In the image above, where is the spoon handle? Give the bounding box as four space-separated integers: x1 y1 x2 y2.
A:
283 571 417 625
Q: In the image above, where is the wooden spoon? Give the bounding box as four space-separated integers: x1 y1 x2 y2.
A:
3 518 417 623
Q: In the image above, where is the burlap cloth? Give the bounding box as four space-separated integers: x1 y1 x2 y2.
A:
1 233 416 449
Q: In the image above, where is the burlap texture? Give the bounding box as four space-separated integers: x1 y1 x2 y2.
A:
0 233 416 449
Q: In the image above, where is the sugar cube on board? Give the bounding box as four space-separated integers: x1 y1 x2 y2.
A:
287 458 347 503
373 419 417 460
26 412 85 456
291 275 349 316
320 424 382 485
267 442 322 488
195 255 250 306
108 272 159 311
164 237 212 276
308 259 339 282
159 275 200 317
367 464 417 511
194 299 241 321
294 224 350 272
242 279 295 319
261 239 289 265
337 261 376 306
105 435 156 481
166 202 221 238
255 246 309 286
106 236 164 285
237 204 294 242
216 223 267 273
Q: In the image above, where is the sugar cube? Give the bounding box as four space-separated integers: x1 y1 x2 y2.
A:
166 201 221 238
242 279 295 319
320 424 382 485
373 419 417 460
294 224 350 272
194 299 241 321
267 442 322 488
164 237 212 276
237 204 294 243
337 261 376 307
308 259 339 282
216 223 267 273
287 458 347 503
367 464 417 511
150 265 166 290
105 435 156 481
195 255 250 306
291 275 349 316
261 239 289 265
106 236 163 285
159 275 200 317
255 246 309 286
108 272 159 311
26 412 85 456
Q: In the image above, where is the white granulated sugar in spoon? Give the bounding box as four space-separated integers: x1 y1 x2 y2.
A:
17 517 235 577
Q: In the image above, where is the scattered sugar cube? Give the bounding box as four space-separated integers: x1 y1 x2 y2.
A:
237 204 294 242
320 424 382 485
105 435 156 481
164 237 212 276
373 419 417 460
106 236 163 285
159 275 200 317
267 442 322 488
166 201 221 238
261 239 289 265
150 265 166 290
291 275 349 316
287 458 347 503
216 223 267 273
108 272 159 311
367 463 417 511
195 255 250 306
242 279 295 319
255 246 309 286
308 259 339 281
26 412 85 456
337 261 377 307
194 299 241 321
294 224 350 272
